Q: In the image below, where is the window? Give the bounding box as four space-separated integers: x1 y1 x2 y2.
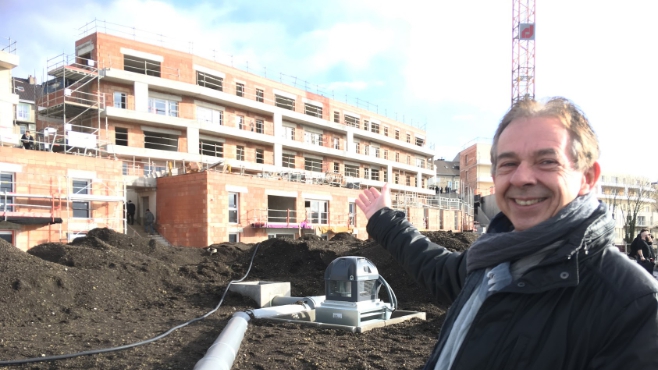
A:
236 82 244 97
304 131 323 146
355 142 360 154
638 216 646 226
72 179 90 218
395 129 400 140
406 133 411 143
333 162 340 173
144 131 178 152
16 103 30 120
364 167 370 180
124 55 160 76
256 89 264 102
115 127 128 146
228 192 238 223
333 137 340 150
371 169 380 181
228 233 239 242
305 200 328 224
395 152 400 162
345 164 359 178
283 126 295 140
383 169 388 182
363 120 369 131
364 145 369 156
454 212 459 230
197 106 223 125
345 115 360 129
371 122 380 134
282 153 295 168
407 155 411 165
236 146 245 161
255 119 264 134
373 147 380 158
384 126 389 136
304 157 322 172
416 158 425 169
394 173 399 184
349 202 356 226
406 176 411 186
113 92 126 109
333 111 340 123
199 140 223 157
148 97 178 117
304 103 323 118
275 95 295 110
415 137 425 146
256 149 264 164
384 150 388 160
0 231 13 245
196 71 223 91
0 172 14 212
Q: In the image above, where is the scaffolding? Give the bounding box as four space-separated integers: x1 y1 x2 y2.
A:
38 53 105 156
0 175 126 243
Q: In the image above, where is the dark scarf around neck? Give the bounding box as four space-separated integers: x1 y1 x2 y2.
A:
466 192 611 274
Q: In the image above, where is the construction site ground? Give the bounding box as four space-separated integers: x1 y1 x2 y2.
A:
0 228 478 369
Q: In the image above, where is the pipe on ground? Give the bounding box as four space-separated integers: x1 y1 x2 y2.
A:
194 304 312 370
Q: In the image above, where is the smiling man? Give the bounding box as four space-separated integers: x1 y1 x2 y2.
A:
357 98 658 370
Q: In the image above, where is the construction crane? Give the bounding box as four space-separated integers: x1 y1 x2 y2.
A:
511 0 536 105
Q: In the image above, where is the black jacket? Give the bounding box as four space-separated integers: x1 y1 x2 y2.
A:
367 208 658 370
630 235 655 259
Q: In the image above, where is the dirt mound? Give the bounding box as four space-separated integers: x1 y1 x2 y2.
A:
0 228 475 369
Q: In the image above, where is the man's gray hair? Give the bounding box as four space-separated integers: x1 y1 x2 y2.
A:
490 97 600 175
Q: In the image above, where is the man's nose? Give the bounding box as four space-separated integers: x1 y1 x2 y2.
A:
509 162 536 187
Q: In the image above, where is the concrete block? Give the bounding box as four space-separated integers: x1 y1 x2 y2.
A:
229 281 291 308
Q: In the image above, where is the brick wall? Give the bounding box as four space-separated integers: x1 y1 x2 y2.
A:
0 147 124 251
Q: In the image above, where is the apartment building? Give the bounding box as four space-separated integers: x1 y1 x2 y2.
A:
0 26 474 248
459 142 494 196
597 173 657 246
431 158 460 193
0 39 20 147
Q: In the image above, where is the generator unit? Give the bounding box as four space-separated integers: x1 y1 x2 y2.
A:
315 256 397 327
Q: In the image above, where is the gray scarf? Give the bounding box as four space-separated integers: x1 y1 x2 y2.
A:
466 192 606 274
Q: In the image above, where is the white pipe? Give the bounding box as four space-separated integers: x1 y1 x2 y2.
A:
247 303 311 319
271 295 325 309
193 311 250 370
194 304 311 370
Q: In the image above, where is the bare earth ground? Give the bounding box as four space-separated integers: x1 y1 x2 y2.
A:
0 228 477 369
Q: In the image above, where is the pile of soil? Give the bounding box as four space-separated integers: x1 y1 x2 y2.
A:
0 228 478 369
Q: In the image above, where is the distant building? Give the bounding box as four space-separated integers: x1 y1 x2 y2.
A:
459 142 493 196
431 157 460 193
0 39 20 147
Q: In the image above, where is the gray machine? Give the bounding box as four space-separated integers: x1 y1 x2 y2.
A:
315 256 397 327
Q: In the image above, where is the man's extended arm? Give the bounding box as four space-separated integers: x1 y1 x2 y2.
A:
357 184 468 304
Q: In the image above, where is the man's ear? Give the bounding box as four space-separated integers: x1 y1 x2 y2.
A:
578 161 601 195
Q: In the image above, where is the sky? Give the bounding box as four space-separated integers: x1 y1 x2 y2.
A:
1 0 657 180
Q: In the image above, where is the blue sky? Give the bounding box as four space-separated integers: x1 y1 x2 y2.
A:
2 0 657 180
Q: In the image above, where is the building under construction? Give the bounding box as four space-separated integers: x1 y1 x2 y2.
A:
0 22 474 249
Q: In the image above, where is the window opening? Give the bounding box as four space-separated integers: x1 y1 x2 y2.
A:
115 127 128 146
196 71 223 91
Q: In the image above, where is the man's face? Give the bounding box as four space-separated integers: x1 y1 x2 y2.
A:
492 117 599 231
641 231 649 240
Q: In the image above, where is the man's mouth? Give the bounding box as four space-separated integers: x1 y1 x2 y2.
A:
513 198 546 206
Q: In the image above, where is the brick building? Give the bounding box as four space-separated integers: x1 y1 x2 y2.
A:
2 24 475 249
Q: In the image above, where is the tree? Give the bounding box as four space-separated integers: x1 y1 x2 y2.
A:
603 177 654 244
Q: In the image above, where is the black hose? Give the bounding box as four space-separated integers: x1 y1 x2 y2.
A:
0 243 262 367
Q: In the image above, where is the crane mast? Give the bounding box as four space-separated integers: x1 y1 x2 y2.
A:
512 0 536 105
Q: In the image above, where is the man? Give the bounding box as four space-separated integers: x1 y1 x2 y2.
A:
630 229 655 275
144 209 155 235
126 200 136 225
20 130 34 150
357 98 658 369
